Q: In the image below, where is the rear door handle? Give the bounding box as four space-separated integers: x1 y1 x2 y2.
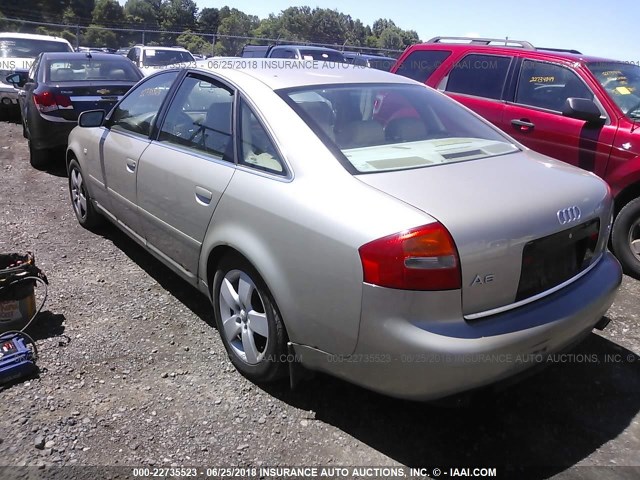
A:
195 186 213 205
126 159 137 173
511 119 535 132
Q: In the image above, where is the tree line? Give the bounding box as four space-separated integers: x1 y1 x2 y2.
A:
0 1 420 56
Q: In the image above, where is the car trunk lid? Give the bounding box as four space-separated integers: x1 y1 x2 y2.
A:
356 151 610 317
37 82 133 120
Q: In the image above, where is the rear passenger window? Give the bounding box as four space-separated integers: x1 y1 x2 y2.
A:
515 60 594 112
445 54 512 100
395 50 451 83
239 100 286 175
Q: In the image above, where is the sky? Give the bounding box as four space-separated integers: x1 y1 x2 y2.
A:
195 0 639 61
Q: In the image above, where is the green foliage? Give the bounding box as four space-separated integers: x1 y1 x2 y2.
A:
198 7 219 34
176 30 212 55
2 3 418 54
60 29 78 46
62 6 78 25
161 0 197 31
124 0 158 27
378 27 403 51
92 0 124 26
216 9 259 56
372 19 396 38
70 0 96 23
82 24 117 48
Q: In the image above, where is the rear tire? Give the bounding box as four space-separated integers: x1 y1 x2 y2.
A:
212 254 288 383
68 158 102 230
28 139 50 169
611 197 640 279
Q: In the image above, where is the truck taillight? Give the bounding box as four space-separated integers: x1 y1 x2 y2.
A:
33 91 73 112
359 223 461 290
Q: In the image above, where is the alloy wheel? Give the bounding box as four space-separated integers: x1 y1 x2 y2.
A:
70 168 88 221
218 269 269 365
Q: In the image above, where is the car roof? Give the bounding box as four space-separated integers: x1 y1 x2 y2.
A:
138 45 189 52
275 45 342 53
405 42 619 65
0 32 70 43
343 52 396 61
41 51 128 61
194 61 415 90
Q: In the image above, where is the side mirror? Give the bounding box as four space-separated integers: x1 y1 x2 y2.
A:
562 98 604 124
5 72 27 88
78 110 106 128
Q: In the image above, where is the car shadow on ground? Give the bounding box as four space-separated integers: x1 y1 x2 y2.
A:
96 224 215 327
89 223 640 478
42 160 68 178
39 148 68 178
261 334 640 478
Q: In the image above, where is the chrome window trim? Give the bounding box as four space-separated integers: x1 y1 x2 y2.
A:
69 96 124 102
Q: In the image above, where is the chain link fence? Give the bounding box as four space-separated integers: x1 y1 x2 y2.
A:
1 16 403 57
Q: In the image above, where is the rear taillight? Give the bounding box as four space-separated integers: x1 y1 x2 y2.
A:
359 223 461 290
33 91 73 113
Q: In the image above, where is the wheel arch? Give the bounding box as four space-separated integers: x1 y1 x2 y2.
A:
66 147 77 172
614 179 640 217
203 242 290 337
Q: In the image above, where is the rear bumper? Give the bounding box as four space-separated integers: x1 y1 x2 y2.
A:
28 110 76 150
298 252 622 400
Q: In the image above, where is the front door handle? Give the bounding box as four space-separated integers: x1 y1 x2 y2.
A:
195 186 213 205
126 159 137 173
511 119 535 132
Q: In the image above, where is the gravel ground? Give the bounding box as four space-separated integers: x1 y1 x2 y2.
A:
0 119 639 480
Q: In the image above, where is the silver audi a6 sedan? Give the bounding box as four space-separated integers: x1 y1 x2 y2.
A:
66 63 622 400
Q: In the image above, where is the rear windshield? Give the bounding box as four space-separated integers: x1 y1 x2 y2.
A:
0 38 72 57
298 49 345 62
587 62 640 119
47 58 142 82
142 49 194 66
281 83 519 174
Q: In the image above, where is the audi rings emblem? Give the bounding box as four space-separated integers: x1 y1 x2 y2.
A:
557 206 581 225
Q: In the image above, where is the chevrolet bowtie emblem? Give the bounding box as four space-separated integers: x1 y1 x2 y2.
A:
96 89 111 95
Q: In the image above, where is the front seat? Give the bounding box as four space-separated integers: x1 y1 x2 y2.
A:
335 120 385 149
385 117 428 143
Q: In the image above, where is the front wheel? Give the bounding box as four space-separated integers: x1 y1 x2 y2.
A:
68 158 102 230
212 254 288 383
611 197 640 279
